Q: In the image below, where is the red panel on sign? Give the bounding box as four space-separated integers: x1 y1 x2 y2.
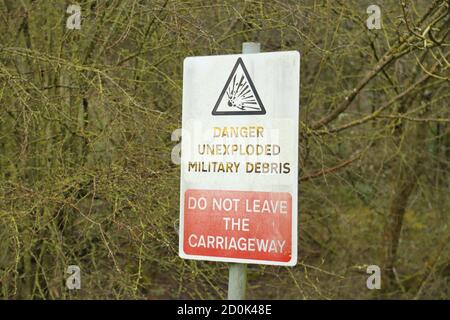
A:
183 189 292 262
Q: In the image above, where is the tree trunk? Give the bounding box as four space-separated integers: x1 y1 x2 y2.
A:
382 107 428 292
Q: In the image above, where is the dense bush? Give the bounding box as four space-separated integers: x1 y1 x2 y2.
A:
0 0 448 299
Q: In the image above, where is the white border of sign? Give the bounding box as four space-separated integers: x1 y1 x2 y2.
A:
179 51 300 266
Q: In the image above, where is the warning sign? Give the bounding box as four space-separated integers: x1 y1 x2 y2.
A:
180 51 300 266
212 58 266 115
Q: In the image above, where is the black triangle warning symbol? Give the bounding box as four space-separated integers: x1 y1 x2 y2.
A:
212 58 266 116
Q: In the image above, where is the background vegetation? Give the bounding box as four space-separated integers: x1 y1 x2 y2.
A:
0 0 449 299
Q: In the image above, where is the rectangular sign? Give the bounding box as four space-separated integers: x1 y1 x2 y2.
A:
180 51 300 266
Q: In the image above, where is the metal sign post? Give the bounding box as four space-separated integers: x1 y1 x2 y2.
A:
228 262 247 300
226 42 260 300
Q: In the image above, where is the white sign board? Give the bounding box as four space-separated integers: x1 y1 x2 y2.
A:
180 51 300 266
